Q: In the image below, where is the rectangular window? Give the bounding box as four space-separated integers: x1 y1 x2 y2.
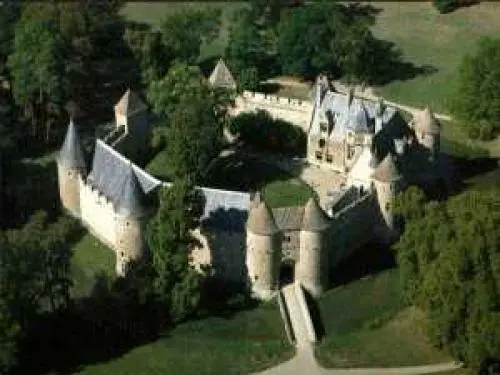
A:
326 154 333 163
315 151 322 160
320 123 327 132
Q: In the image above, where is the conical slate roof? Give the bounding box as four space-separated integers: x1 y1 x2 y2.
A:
58 119 86 170
114 89 147 117
302 197 330 232
247 199 279 235
418 107 440 134
372 153 402 182
209 58 237 89
115 164 150 217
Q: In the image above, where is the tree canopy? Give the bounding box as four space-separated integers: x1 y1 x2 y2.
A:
394 187 500 364
159 8 221 65
451 37 500 140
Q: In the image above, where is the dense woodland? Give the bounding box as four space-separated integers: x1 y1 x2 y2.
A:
0 1 498 374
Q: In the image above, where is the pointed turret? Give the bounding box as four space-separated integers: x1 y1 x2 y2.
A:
301 197 330 232
247 198 279 235
58 119 86 171
114 89 147 117
115 164 149 217
209 58 237 89
372 153 402 183
418 107 440 134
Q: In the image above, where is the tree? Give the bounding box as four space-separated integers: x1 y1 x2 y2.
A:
7 6 65 142
124 21 170 88
394 188 500 364
146 178 205 322
165 98 224 183
159 8 221 64
451 37 500 140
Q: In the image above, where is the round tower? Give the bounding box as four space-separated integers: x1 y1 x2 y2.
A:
415 107 441 160
114 164 151 276
246 194 281 300
56 119 86 217
297 197 330 297
372 153 404 242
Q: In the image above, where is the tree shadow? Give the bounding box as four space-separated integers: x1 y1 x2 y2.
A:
328 241 396 289
368 37 438 86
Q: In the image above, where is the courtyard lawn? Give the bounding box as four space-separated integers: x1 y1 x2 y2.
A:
316 268 453 368
203 151 314 208
76 299 294 375
71 233 116 298
371 2 500 114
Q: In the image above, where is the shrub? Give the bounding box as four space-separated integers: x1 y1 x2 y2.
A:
433 0 460 13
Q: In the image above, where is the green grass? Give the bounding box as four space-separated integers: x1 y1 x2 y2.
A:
316 268 453 367
71 233 116 298
371 2 500 114
77 299 294 375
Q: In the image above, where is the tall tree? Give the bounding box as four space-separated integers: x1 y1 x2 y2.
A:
146 178 205 322
159 8 221 64
451 37 500 140
7 6 65 142
394 188 500 364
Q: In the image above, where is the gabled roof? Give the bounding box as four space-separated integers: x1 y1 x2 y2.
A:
88 140 161 205
209 58 237 89
247 199 280 235
58 119 86 170
114 89 147 117
417 107 440 134
302 197 330 232
371 153 402 182
115 164 150 217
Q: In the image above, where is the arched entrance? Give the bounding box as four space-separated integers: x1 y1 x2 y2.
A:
279 260 295 287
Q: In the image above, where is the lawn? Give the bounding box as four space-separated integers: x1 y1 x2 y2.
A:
315 268 453 368
370 2 500 114
76 299 294 375
71 233 116 298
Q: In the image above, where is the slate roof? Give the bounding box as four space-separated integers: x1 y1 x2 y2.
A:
371 153 402 182
199 187 251 231
114 89 148 117
247 199 280 235
302 197 331 232
87 140 161 206
209 59 237 89
272 206 304 231
115 164 151 217
310 86 398 141
58 119 87 170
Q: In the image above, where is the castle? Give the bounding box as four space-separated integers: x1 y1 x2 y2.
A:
57 59 441 299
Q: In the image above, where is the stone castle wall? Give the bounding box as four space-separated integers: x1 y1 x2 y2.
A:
233 91 313 132
79 178 117 248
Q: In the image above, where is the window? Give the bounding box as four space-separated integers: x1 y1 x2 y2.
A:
126 221 130 227
326 154 333 163
320 123 327 132
315 151 322 160
385 202 391 211
67 171 72 177
284 235 291 242
318 139 325 148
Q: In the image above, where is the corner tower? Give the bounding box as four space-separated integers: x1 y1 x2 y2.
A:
114 164 151 276
414 107 441 160
246 194 281 300
56 119 86 217
372 153 403 242
297 197 330 297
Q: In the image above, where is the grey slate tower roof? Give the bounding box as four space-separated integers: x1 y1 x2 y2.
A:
209 58 237 89
58 119 86 171
115 164 150 217
372 153 402 182
247 198 280 236
114 89 148 117
418 107 441 134
302 197 331 232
